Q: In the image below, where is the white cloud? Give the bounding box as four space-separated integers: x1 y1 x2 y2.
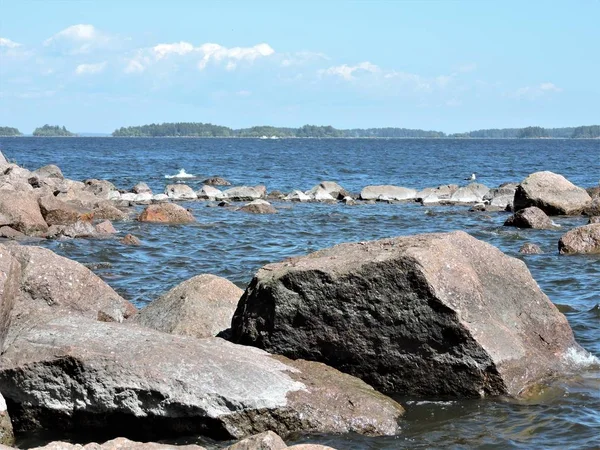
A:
197 42 275 70
153 41 195 59
44 24 112 54
124 59 145 74
455 62 477 73
236 90 252 96
281 51 329 67
0 37 21 48
75 61 107 75
511 82 563 99
539 82 562 92
320 61 380 80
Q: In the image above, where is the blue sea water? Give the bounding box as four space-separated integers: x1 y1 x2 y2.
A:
1 137 599 449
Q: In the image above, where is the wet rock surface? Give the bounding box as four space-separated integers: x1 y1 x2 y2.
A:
504 206 555 229
558 224 600 255
138 203 196 223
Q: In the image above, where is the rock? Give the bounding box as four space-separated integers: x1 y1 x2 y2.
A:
0 226 25 239
287 446 337 450
0 151 7 166
0 393 14 446
29 437 206 449
202 176 231 186
240 200 278 214
2 244 136 328
230 231 584 398
60 220 98 238
306 182 349 200
284 190 311 202
138 204 196 224
135 274 243 339
586 186 600 199
165 184 198 201
92 201 127 221
34 164 64 180
0 316 403 442
266 190 285 201
120 193 137 202
558 224 600 255
222 186 264 202
360 185 416 201
310 188 336 203
197 185 223 201
514 172 592 215
0 191 48 235
448 183 490 204
132 182 152 195
120 234 141 245
225 431 287 450
519 243 543 254
152 194 169 202
342 196 357 206
584 197 600 216
95 220 117 234
84 179 119 199
483 183 517 210
38 195 89 226
589 216 600 224
504 206 555 229
0 247 20 352
416 184 458 201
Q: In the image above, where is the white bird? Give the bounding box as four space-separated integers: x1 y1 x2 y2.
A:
465 173 476 181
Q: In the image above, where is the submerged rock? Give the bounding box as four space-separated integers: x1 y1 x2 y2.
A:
558 224 600 254
519 243 543 254
0 316 403 442
135 274 243 339
514 171 591 215
504 206 555 229
138 204 196 224
165 184 198 201
230 231 584 398
360 185 416 201
240 199 278 214
95 220 117 234
202 176 231 186
120 234 141 245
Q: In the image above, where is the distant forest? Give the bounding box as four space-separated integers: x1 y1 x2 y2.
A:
32 125 76 137
0 126 22 136
112 122 600 138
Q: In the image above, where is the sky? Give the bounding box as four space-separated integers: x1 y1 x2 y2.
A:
1 0 599 134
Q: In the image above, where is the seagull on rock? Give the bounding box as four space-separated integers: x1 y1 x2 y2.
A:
465 173 476 181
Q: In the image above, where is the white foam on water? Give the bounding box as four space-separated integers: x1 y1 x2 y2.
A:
564 346 600 368
165 169 195 179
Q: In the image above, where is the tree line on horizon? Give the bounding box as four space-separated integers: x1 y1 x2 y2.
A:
1 123 599 138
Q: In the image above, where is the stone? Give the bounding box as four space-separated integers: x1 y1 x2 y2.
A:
165 184 198 201
38 195 88 226
135 274 243 339
138 204 196 224
519 243 543 254
95 220 117 234
284 190 311 202
504 206 555 229
342 196 357 206
0 316 403 442
225 431 287 450
202 176 231 186
266 190 285 201
287 446 337 450
29 437 206 449
310 188 336 202
589 216 600 224
514 171 592 215
132 182 152 195
0 393 14 446
152 194 169 203
2 244 136 328
197 185 223 200
120 234 141 245
586 186 600 199
92 201 127 221
359 185 416 201
483 183 517 210
60 220 98 238
448 183 490 204
416 184 458 201
558 224 600 255
240 200 278 214
584 197 600 216
34 164 64 180
0 247 20 352
84 179 119 199
0 227 25 239
222 186 264 202
0 151 7 166
230 231 584 398
0 191 48 235
120 193 137 202
306 182 349 200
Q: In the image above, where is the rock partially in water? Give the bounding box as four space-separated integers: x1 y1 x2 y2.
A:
1 244 136 328
202 176 232 186
0 226 25 240
519 243 543 254
197 185 224 201
360 185 416 201
0 191 48 235
306 182 350 200
222 186 264 202
483 183 517 210
135 274 243 339
240 200 278 214
138 204 196 224
558 224 600 255
165 184 198 201
120 234 141 245
504 206 555 229
310 188 337 203
92 201 128 221
38 195 89 226
29 437 206 449
225 431 287 450
416 184 458 202
230 231 584 398
448 183 490 204
95 220 117 235
584 197 600 216
84 179 119 200
589 216 600 224
284 190 311 202
60 220 98 238
0 392 14 446
514 171 592 215
132 182 152 195
0 316 403 442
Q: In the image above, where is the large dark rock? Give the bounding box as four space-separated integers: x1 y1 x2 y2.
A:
135 274 243 338
138 204 196 224
230 231 585 398
504 206 555 229
0 316 403 442
558 224 600 255
513 171 591 215
0 191 48 235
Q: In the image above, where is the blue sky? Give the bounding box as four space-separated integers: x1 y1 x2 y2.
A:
1 0 599 133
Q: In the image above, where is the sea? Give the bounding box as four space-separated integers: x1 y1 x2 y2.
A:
1 137 599 449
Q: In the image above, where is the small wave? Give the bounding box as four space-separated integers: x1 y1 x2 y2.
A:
165 169 195 179
564 346 600 368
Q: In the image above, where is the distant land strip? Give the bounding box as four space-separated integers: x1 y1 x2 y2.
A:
1 124 599 138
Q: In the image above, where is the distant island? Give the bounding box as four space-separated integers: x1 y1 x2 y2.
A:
112 123 600 139
0 126 22 137
32 125 77 137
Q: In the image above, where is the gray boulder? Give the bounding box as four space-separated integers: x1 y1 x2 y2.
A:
225 431 286 450
83 179 120 200
135 274 243 339
306 182 349 200
483 183 517 210
34 164 64 180
448 183 490 204
222 186 264 202
230 231 584 398
0 316 404 441
0 247 20 352
284 190 311 202
519 243 543 254
514 171 592 215
584 197 600 216
504 206 556 229
197 185 223 200
240 199 278 214
558 224 600 255
0 393 14 446
360 185 416 201
165 184 198 201
132 182 152 194
38 195 89 226
416 184 458 202
29 437 206 449
202 176 231 186
0 191 48 235
589 216 600 224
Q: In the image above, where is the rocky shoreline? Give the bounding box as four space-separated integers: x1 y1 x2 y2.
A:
1 150 599 449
